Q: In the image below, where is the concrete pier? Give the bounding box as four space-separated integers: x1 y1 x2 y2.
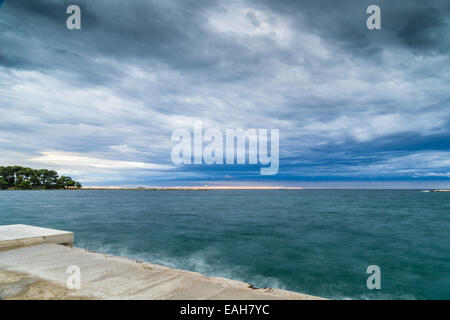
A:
0 224 73 250
0 225 322 300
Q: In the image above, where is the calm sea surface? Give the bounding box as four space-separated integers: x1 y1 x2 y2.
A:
0 190 449 299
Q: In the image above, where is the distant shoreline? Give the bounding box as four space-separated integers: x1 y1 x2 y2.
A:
1 187 449 191
80 186 304 191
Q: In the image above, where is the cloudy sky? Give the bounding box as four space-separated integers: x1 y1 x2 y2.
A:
0 0 449 188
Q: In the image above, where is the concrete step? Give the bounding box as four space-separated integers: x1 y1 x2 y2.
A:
0 224 73 250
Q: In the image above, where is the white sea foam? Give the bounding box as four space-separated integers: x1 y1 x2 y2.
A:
75 240 288 291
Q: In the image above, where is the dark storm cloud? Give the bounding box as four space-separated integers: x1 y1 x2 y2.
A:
2 0 232 79
2 0 448 84
0 0 449 186
396 7 450 52
253 0 450 54
3 0 450 66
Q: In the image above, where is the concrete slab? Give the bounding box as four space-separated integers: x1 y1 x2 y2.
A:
0 224 74 250
0 243 323 300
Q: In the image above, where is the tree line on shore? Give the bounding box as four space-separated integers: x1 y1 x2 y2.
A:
0 166 82 190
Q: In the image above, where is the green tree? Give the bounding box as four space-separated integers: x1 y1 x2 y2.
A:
1 166 16 186
0 166 81 190
0 177 8 190
56 176 79 189
16 180 32 190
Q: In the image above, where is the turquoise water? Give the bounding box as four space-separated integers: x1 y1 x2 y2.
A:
0 190 449 299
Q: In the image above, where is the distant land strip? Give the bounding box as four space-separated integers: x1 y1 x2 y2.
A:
80 186 304 191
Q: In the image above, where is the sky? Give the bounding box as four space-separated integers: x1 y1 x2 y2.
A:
0 0 449 188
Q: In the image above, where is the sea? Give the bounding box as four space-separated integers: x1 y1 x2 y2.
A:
0 189 449 299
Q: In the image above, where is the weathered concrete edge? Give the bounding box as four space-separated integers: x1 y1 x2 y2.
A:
0 233 73 250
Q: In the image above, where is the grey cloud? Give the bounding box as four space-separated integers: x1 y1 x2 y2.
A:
0 0 449 186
